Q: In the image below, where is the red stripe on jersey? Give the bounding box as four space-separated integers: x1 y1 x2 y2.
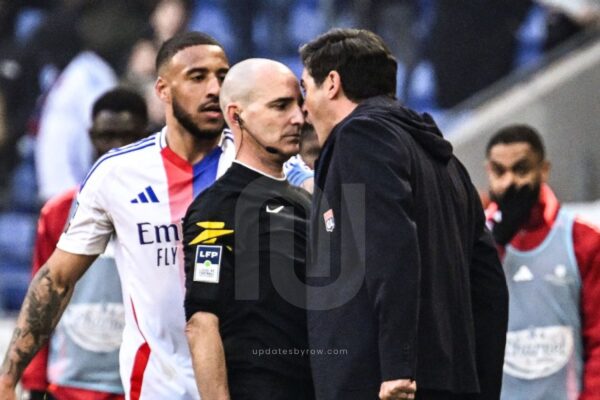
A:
160 146 194 223
48 383 125 400
129 343 151 400
129 299 151 400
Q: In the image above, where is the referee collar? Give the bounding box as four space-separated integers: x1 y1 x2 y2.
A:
233 160 286 182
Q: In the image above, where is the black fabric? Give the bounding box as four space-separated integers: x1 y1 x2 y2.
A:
28 391 55 400
228 370 315 400
308 96 508 399
183 162 313 392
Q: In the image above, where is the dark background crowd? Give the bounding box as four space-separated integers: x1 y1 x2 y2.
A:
0 0 598 311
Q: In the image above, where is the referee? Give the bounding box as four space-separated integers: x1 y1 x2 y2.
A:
183 59 314 400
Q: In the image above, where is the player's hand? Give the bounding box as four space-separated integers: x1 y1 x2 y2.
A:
492 184 537 245
379 379 417 400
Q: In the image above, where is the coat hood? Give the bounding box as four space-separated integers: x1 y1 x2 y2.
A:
353 96 454 163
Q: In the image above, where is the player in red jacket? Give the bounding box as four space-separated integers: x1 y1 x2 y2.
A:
485 124 600 399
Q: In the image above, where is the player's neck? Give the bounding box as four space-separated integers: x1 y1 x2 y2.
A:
165 124 220 165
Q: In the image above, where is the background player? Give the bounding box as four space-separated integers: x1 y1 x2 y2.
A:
485 125 600 399
0 31 233 400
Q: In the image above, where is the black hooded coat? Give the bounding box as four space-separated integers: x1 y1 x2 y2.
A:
307 96 508 400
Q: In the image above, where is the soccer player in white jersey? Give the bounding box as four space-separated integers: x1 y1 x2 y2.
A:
0 32 233 400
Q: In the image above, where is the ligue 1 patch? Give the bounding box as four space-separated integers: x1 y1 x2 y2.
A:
193 245 222 283
323 209 335 232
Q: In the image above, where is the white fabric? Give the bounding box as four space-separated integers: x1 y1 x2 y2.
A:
57 129 235 399
35 51 117 201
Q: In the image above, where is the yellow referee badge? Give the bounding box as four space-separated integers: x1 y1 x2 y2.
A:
189 221 234 245
194 245 222 283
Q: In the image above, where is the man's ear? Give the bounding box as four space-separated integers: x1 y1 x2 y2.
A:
541 160 551 183
484 160 492 177
326 70 342 100
226 104 241 128
155 76 171 103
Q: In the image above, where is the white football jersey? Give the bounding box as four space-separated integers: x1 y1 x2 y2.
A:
57 128 234 399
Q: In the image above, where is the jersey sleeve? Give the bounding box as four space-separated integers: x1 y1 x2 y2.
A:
56 159 114 255
573 219 600 399
183 192 235 321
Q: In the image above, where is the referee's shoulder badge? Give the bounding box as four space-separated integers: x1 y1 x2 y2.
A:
194 245 222 284
189 221 234 245
323 209 335 232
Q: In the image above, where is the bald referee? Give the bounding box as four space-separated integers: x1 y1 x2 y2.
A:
183 59 314 400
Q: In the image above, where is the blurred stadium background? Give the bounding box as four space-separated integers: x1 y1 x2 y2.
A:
1 0 599 347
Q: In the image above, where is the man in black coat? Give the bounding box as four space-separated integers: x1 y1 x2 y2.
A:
299 28 509 400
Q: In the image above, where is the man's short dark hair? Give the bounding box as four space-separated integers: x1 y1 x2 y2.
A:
486 124 546 160
156 31 224 71
92 87 148 125
300 28 397 102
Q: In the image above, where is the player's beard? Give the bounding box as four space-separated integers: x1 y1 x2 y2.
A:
172 97 223 141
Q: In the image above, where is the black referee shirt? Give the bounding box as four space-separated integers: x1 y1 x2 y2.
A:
183 161 313 395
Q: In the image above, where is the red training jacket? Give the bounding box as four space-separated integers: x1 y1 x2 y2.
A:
487 183 600 399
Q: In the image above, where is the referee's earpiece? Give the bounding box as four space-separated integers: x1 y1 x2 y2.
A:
235 113 243 128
